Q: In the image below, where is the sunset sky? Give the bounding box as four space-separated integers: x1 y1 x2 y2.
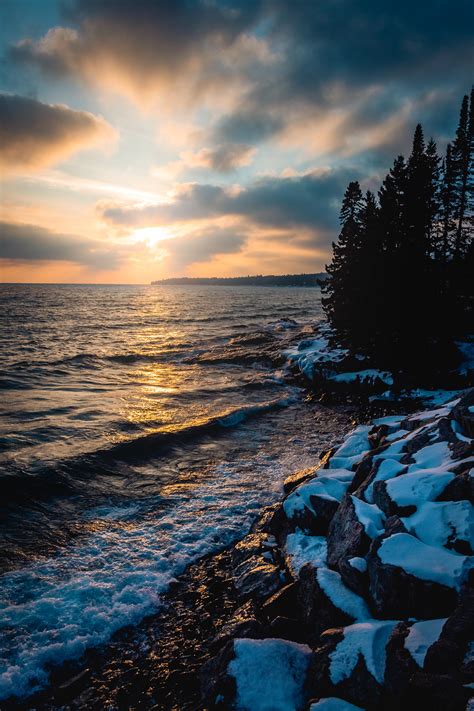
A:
1 0 472 283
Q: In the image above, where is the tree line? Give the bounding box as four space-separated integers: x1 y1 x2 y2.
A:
322 89 473 380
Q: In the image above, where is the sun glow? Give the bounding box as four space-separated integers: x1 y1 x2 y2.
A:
131 226 175 247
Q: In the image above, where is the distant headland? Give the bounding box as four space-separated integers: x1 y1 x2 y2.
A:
151 273 326 287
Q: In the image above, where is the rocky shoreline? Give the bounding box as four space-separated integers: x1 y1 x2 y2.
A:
200 390 474 710
4 379 473 710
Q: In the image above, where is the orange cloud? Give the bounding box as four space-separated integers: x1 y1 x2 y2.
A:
0 94 117 174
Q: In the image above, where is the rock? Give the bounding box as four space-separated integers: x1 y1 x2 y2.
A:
233 560 283 602
307 622 395 709
327 495 371 571
200 641 237 709
269 616 307 643
231 530 284 602
297 564 369 642
283 466 320 495
384 622 418 706
210 601 264 653
425 570 474 675
405 670 471 711
367 533 460 618
283 474 351 535
338 556 368 598
261 581 299 621
437 470 474 505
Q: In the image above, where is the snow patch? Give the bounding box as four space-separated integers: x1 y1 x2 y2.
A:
351 496 385 539
377 533 472 590
284 476 350 519
364 459 406 503
329 426 371 470
404 618 447 668
329 621 397 685
401 501 473 549
228 638 312 711
348 557 367 573
285 533 327 576
317 568 371 621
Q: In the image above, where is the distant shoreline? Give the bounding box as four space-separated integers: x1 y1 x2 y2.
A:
151 273 326 287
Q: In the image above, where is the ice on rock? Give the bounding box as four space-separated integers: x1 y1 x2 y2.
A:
364 459 406 503
402 501 473 549
329 621 397 685
228 638 312 711
284 475 351 518
351 496 385 539
316 568 371 621
404 618 447 668
285 532 327 576
378 533 473 590
309 699 364 710
329 426 371 470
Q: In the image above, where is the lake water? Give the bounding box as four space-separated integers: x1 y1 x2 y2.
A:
0 284 344 701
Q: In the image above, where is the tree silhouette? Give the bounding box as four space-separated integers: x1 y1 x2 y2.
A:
323 89 473 381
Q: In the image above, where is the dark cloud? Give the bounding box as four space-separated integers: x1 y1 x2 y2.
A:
187 143 256 172
0 221 121 269
9 0 264 103
0 93 115 171
9 0 472 163
164 226 247 269
102 168 354 233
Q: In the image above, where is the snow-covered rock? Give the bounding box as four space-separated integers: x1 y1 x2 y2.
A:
228 638 312 711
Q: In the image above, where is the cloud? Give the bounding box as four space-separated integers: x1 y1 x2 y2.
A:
10 0 472 166
10 0 265 106
163 226 247 270
102 168 353 232
0 93 116 173
183 143 256 172
0 221 121 269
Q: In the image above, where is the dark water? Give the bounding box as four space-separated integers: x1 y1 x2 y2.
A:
0 284 337 701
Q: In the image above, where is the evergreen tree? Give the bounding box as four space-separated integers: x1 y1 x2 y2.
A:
323 90 471 381
439 144 456 261
452 93 472 259
322 181 363 344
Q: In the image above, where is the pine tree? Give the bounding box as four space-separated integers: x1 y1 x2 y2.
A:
322 181 364 344
452 93 472 259
439 144 456 261
425 138 441 254
378 156 406 253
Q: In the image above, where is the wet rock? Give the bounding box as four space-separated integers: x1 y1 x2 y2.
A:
283 466 320 495
261 581 299 621
233 560 283 602
200 640 237 709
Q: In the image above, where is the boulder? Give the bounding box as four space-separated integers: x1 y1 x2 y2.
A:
232 532 284 602
297 564 370 642
367 533 461 618
283 474 351 535
327 495 371 571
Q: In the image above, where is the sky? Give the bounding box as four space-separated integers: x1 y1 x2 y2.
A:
0 0 472 284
